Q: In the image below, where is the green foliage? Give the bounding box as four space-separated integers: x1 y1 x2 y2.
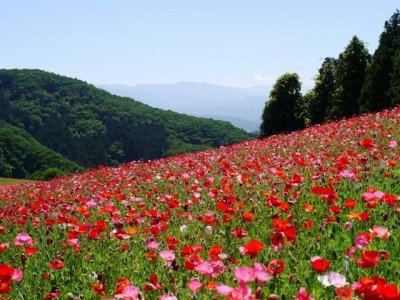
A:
0 120 83 178
329 36 370 119
260 73 304 137
307 57 337 124
389 49 400 105
0 69 250 175
359 10 400 113
31 167 65 181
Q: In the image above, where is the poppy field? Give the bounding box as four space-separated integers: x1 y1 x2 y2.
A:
1 108 400 299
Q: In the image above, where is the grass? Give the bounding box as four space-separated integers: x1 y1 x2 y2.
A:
0 177 36 186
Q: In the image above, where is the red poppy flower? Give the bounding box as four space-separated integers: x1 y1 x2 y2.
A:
165 236 179 250
359 212 371 221
49 259 64 270
209 245 223 256
95 220 107 232
114 277 132 295
243 240 264 258
268 259 285 275
358 138 374 149
310 257 330 272
91 283 106 296
330 205 341 214
0 280 11 295
231 227 247 238
204 281 217 290
271 232 285 250
343 199 356 208
357 250 380 268
0 264 14 283
242 212 254 222
24 247 37 256
144 273 163 291
301 219 313 230
303 203 314 212
184 253 203 270
167 199 180 209
354 276 400 299
145 252 157 263
335 287 353 300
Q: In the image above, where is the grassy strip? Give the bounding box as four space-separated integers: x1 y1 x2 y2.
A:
0 177 36 186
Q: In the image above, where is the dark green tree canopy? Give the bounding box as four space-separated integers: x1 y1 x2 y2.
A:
260 73 304 137
329 36 370 119
389 49 400 106
359 10 400 113
307 57 337 124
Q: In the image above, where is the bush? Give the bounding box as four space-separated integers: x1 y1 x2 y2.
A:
31 167 65 180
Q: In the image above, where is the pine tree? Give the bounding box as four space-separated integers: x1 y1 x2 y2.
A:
389 49 400 106
329 36 370 119
359 10 400 112
308 57 337 124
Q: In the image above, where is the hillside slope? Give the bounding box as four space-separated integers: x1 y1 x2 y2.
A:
0 107 398 298
0 120 83 178
0 69 250 170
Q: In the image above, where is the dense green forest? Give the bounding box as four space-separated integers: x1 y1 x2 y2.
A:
261 10 400 137
0 120 83 179
0 69 250 178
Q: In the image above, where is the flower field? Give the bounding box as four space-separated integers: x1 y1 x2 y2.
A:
1 108 400 300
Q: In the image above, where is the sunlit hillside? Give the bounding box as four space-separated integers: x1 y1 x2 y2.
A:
0 107 399 299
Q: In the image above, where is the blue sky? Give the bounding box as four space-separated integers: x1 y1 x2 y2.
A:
2 1 399 88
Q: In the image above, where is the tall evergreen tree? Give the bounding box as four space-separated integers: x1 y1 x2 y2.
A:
359 10 400 113
328 36 370 119
260 73 304 137
389 49 400 106
308 57 337 124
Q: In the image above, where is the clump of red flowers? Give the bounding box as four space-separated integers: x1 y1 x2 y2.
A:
353 276 400 299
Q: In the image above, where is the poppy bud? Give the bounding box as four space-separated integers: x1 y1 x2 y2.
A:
21 253 27 265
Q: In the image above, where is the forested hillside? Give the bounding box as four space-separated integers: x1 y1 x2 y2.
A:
0 120 83 178
0 69 250 177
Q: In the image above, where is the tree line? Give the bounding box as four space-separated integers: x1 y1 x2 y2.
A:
261 10 400 137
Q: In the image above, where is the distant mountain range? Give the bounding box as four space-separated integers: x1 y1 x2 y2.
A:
98 82 270 132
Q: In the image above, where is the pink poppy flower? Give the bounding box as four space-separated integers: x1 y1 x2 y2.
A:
159 293 177 300
230 283 253 300
295 287 315 300
14 232 34 247
195 261 225 278
317 272 348 288
12 268 23 282
253 262 271 285
361 192 375 202
339 170 355 179
234 267 256 283
159 250 175 261
187 279 202 293
373 191 385 200
355 235 369 249
115 285 141 299
370 225 390 240
216 284 233 296
147 241 159 250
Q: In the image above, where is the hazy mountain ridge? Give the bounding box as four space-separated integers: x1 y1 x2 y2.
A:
98 82 270 132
